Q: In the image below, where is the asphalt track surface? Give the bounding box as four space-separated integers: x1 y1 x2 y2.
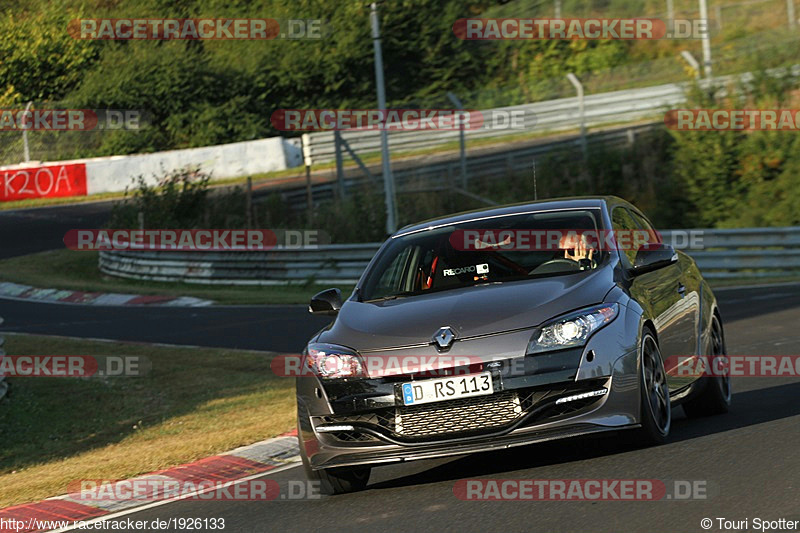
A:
3 203 800 533
2 285 800 533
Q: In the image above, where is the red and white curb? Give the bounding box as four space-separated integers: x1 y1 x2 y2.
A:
0 430 300 532
0 282 213 307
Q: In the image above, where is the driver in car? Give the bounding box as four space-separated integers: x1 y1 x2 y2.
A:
559 232 596 270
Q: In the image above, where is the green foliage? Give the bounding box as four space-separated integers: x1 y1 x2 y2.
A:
109 168 213 229
0 4 100 104
1 0 659 153
668 73 800 228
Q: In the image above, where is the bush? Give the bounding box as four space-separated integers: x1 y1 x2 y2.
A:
668 70 800 228
109 168 213 229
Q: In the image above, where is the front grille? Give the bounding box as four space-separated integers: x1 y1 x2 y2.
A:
329 431 380 443
396 391 522 437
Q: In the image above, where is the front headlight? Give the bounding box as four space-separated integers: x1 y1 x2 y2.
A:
304 343 365 379
527 303 619 354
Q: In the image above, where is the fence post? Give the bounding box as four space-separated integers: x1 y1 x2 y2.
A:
334 130 346 198
566 73 587 159
246 177 253 229
22 101 32 163
301 133 313 219
447 92 468 189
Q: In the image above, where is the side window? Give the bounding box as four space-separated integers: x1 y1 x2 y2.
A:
375 246 413 294
611 207 639 268
629 210 661 245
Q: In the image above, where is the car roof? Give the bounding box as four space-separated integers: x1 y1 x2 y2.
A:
394 195 630 237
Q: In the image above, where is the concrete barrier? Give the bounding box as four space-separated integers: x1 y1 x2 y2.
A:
0 136 302 202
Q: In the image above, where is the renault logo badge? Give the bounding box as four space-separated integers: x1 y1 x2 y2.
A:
432 326 456 350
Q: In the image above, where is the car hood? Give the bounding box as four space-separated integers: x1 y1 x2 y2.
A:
317 264 615 352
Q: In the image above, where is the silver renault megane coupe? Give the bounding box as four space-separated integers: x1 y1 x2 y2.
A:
296 196 731 494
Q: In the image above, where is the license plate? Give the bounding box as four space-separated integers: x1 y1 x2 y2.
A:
401 372 493 406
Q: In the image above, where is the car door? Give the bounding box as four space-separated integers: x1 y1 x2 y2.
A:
612 207 693 392
629 209 700 375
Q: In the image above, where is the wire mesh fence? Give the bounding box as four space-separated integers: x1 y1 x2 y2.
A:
2 0 799 168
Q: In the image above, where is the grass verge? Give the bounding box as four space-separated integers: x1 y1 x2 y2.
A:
0 334 296 508
0 249 355 305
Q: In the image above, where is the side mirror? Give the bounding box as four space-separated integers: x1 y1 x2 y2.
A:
632 243 678 275
309 288 343 315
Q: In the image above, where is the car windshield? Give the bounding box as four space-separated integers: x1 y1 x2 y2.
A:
360 209 604 301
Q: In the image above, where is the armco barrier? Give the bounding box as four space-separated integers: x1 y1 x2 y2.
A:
98 227 800 285
284 123 657 210
300 65 800 166
301 84 683 166
98 244 381 285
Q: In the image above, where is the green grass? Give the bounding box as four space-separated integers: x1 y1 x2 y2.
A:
0 249 355 305
0 334 296 508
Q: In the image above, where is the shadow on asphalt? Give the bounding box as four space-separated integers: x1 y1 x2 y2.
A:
716 284 800 322
367 380 800 491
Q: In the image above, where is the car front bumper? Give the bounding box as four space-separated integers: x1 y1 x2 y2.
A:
298 343 640 470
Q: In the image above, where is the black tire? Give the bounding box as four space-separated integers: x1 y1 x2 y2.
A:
298 433 371 495
683 314 731 418
634 328 671 446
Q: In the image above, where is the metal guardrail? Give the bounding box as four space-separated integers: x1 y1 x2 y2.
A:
99 227 800 285
301 83 683 166
282 123 659 209
99 244 381 285
300 65 800 167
